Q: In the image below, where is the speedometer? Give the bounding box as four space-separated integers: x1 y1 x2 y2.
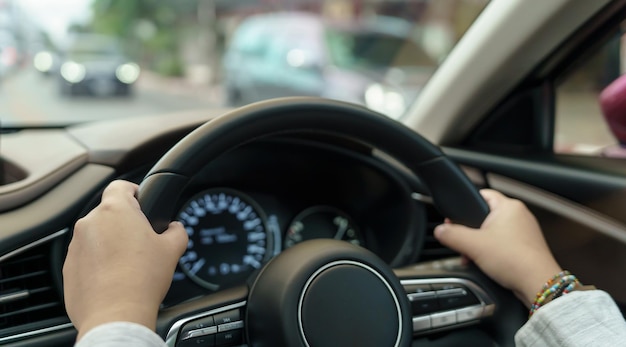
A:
177 188 273 291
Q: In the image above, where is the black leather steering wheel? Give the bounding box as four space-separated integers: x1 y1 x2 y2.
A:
137 97 524 347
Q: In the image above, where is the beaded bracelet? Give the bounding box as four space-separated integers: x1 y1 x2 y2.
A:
540 270 571 291
529 273 579 317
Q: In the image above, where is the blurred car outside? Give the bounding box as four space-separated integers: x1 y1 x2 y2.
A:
33 49 61 76
56 33 140 97
222 12 437 119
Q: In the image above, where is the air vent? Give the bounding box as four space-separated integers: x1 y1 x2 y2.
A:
0 240 68 338
419 203 459 262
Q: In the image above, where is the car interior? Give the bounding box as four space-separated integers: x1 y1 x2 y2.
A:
2 0 626 346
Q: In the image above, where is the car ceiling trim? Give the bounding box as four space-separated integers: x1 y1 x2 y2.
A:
0 322 74 344
0 228 68 263
487 173 626 245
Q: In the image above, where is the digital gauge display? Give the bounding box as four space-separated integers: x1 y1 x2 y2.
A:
177 188 274 291
285 205 364 249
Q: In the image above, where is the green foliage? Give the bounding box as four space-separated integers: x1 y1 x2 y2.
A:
155 53 185 76
89 0 201 76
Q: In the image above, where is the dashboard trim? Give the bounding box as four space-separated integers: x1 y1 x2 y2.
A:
0 228 68 263
0 323 74 345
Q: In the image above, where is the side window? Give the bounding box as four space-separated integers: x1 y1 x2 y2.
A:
554 26 626 157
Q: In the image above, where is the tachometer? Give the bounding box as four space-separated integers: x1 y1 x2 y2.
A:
284 205 364 249
177 188 273 291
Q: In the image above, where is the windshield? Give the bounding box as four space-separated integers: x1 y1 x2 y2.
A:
326 29 435 70
64 34 121 57
0 0 490 127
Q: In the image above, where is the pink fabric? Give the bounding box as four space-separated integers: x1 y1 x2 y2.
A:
600 74 626 143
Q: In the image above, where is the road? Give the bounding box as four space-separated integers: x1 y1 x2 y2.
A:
0 67 616 158
0 68 223 126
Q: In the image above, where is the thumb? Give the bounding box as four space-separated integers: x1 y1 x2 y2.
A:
160 221 189 258
434 223 485 260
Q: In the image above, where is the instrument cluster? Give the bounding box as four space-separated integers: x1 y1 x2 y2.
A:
161 138 425 307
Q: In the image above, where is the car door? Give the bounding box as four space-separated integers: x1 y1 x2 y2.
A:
436 1 626 314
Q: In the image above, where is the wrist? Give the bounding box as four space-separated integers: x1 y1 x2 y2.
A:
517 264 563 308
527 270 596 317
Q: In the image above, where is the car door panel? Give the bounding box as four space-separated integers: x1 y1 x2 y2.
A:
446 148 626 310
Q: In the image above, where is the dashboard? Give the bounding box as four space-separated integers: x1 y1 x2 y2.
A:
0 104 517 347
125 137 428 307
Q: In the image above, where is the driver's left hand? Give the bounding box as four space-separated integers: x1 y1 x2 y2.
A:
62 180 188 341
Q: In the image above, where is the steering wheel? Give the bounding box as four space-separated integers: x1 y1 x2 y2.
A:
137 97 526 347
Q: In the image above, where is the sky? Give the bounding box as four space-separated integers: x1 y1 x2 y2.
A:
18 0 93 45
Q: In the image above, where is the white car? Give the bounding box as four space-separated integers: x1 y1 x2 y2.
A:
1 1 625 346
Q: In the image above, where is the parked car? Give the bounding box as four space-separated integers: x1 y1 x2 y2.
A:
57 34 140 96
222 12 437 119
2 1 626 346
33 49 61 76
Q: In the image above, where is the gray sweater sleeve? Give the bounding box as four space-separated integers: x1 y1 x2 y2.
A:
74 322 167 347
515 290 626 346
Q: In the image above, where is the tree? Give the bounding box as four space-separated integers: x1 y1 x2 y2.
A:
89 0 201 76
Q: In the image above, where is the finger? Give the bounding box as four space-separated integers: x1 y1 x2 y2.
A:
161 221 189 258
102 180 138 196
479 189 506 210
434 223 485 260
102 180 138 200
101 180 140 208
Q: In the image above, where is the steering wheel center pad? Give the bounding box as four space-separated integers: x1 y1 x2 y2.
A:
247 239 409 347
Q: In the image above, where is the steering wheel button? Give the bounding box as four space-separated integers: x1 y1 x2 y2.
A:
435 288 466 297
410 295 439 315
215 330 243 346
437 289 480 310
180 316 216 340
214 309 241 324
431 283 457 290
404 284 432 294
430 311 457 328
218 320 244 332
412 315 431 332
408 290 436 301
183 326 218 340
177 335 216 347
456 306 484 323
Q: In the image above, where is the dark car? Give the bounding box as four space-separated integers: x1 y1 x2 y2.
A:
222 12 436 119
57 34 140 96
